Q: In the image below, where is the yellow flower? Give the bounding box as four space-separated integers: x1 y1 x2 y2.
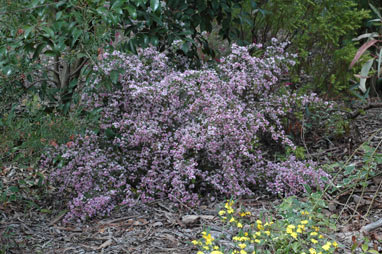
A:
246 211 251 216
313 226 320 232
255 231 261 236
244 232 248 236
301 220 308 225
332 241 338 248
192 240 199 245
309 248 316 254
211 251 223 254
197 252 204 254
301 211 310 215
256 220 262 224
237 222 243 228
286 228 293 234
230 217 236 223
240 250 247 254
287 224 296 229
297 228 302 233
319 234 324 239
238 243 247 249
311 239 318 244
264 231 271 236
310 232 318 236
322 243 331 251
225 200 233 208
240 212 247 217
291 232 298 239
203 246 210 250
255 239 260 243
257 224 264 230
203 233 214 245
213 246 219 250
218 210 226 216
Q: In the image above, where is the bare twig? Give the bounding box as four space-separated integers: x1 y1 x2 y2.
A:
70 58 87 78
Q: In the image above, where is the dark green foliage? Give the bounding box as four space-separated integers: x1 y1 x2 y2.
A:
0 104 84 166
0 0 252 113
231 0 370 96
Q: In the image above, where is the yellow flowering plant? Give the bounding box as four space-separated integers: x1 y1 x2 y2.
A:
192 198 341 254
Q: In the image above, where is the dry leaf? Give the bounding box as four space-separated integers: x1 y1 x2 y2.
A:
350 40 378 69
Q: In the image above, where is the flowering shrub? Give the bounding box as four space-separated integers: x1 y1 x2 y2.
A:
192 199 340 254
42 40 329 222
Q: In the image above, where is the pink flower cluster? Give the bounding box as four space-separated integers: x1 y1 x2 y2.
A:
42 41 329 222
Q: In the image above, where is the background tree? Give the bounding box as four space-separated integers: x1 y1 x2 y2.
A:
0 0 254 114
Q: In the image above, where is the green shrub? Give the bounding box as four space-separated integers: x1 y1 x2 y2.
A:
233 0 370 96
0 100 85 166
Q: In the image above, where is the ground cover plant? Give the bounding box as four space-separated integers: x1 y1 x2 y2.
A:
192 198 341 254
39 40 331 223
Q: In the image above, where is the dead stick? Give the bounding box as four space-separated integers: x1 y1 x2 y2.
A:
361 218 382 233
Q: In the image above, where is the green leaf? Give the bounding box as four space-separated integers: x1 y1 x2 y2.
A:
42 27 55 38
111 0 123 10
250 0 257 9
150 36 159 46
105 127 116 139
2 66 12 76
369 4 382 20
32 43 46 60
56 11 63 20
110 70 119 83
8 186 19 193
362 243 368 252
125 5 137 19
150 0 160 12
69 79 78 89
24 26 34 39
44 50 59 57
96 7 108 16
181 42 191 53
71 28 82 47
136 0 148 7
344 164 356 175
303 184 312 194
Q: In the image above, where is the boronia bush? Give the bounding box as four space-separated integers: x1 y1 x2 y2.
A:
41 39 330 222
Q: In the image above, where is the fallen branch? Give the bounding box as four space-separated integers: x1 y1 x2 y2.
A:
350 103 382 119
361 218 382 233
